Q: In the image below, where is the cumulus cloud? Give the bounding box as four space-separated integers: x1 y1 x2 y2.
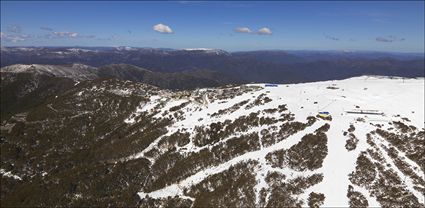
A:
0 32 29 42
325 35 339 41
53 31 79 38
7 25 22 33
235 27 272 35
40 26 53 31
234 27 252 33
257 27 272 35
376 35 405 43
153 23 173 34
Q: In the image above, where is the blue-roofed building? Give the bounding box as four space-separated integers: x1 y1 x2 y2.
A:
318 111 331 118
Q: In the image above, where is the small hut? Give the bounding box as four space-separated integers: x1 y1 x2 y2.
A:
318 111 331 118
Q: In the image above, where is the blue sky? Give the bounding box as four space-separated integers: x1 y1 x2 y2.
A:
1 1 424 52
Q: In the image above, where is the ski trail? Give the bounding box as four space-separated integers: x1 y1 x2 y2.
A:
138 121 324 199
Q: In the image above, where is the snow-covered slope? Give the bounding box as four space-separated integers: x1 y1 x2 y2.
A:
1 76 423 207
127 76 424 207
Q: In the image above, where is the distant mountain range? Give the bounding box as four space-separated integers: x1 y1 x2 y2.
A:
1 47 424 84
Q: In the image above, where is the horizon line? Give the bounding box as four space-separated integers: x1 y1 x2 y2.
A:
2 45 424 54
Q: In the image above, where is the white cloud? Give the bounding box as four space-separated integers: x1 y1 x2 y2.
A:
153 23 173 34
0 32 27 42
1 30 94 43
43 31 94 39
53 31 79 37
234 27 273 35
257 27 272 35
235 27 252 33
9 37 25 42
